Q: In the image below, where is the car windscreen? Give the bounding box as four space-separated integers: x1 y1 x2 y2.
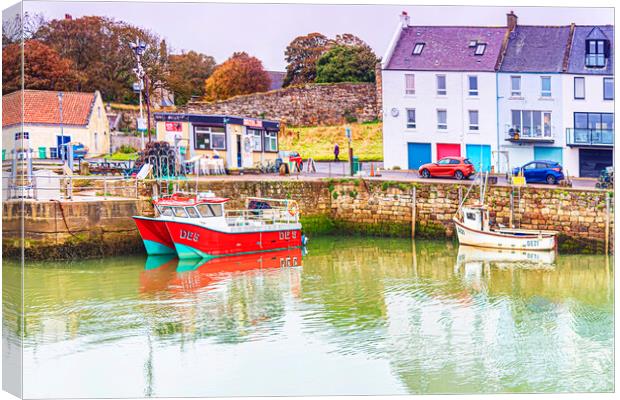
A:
463 159 472 165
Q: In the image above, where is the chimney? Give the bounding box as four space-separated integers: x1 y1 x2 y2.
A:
507 11 517 31
400 11 410 28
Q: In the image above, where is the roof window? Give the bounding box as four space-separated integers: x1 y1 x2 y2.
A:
468 40 478 47
474 43 486 55
412 43 425 55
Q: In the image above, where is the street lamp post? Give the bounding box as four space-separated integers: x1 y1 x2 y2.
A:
58 92 65 164
130 38 151 146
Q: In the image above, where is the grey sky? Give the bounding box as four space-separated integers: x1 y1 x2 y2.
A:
14 1 615 70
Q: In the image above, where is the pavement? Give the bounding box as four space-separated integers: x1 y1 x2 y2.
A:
188 160 600 190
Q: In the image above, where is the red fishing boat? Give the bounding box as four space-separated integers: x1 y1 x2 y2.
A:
133 192 306 259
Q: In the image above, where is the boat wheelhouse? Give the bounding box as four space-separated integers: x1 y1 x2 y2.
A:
133 192 304 259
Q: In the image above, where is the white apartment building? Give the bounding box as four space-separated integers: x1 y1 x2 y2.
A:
381 12 508 172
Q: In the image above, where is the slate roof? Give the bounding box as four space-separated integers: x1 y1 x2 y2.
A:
2 90 97 128
566 25 614 75
385 26 509 71
499 25 572 72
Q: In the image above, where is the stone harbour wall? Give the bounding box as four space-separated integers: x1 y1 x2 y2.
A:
182 83 379 127
2 178 613 260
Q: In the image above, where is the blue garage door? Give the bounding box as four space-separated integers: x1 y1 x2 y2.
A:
407 142 431 170
534 146 563 165
466 144 491 172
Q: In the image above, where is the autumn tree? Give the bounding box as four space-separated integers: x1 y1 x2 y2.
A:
167 51 216 105
34 16 168 103
2 40 83 94
282 32 331 87
203 52 270 101
316 44 378 83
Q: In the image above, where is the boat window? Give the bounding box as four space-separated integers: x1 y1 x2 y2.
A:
159 206 174 217
186 207 200 218
466 212 477 221
197 203 224 218
172 207 189 218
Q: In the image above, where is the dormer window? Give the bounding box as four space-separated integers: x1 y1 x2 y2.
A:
474 43 486 56
585 39 608 68
412 43 424 55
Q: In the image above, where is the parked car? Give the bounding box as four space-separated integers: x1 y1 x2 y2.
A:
512 160 564 184
277 150 303 172
419 157 476 180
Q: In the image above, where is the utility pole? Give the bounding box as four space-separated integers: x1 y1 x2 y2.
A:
345 126 353 176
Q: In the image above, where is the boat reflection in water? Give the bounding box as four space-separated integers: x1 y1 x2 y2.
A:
455 244 556 289
141 247 303 293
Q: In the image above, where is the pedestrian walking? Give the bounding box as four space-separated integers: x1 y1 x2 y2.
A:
334 143 340 162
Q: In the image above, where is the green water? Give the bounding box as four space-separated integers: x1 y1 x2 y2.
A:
3 237 614 398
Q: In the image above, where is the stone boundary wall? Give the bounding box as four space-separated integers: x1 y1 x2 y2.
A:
3 179 613 260
181 83 379 127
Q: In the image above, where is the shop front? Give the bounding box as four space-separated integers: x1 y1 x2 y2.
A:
154 113 280 169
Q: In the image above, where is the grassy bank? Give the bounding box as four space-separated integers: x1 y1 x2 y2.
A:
280 121 382 162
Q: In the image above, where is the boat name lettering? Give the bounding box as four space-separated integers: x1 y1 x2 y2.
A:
279 231 296 240
180 229 200 242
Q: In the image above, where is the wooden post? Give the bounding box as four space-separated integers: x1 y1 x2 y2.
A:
411 186 417 238
509 188 514 228
605 191 610 255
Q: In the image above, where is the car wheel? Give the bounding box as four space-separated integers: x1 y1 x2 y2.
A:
546 174 557 184
420 169 430 178
454 170 465 180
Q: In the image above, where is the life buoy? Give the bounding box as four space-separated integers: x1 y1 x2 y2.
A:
287 200 300 216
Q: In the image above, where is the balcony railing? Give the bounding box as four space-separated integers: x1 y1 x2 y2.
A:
505 126 554 143
566 128 614 147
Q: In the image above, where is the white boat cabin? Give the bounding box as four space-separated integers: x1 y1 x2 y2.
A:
461 206 490 232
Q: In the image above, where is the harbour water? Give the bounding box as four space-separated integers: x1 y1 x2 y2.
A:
3 237 614 398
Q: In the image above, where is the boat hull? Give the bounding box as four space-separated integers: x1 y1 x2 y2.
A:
133 216 176 255
164 220 303 259
453 218 556 251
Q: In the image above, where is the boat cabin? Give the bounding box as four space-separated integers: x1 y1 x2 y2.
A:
461 206 490 232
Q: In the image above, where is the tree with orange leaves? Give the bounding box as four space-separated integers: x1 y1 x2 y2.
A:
203 52 271 102
2 40 83 95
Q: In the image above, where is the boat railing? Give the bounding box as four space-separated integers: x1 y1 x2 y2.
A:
224 207 299 226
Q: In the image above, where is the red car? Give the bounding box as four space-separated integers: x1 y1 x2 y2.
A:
419 157 475 180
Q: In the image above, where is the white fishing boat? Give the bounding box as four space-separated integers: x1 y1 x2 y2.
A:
453 174 558 251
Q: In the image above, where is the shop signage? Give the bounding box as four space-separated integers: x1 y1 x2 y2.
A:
243 118 263 128
165 121 183 131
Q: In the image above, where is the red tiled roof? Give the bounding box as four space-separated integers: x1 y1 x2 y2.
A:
2 90 96 128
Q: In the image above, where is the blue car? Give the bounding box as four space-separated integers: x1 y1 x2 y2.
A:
513 160 564 184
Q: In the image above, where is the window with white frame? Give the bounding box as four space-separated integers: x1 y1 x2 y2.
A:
436 75 447 96
405 74 415 95
194 126 226 150
406 109 416 129
437 109 447 130
604 77 614 100
510 110 552 138
474 43 486 55
468 76 478 96
574 77 585 99
540 76 551 97
248 128 263 151
511 76 521 97
412 43 424 55
468 110 479 131
263 131 278 152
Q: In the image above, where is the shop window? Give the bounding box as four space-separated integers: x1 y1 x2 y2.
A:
248 128 263 151
264 131 278 152
194 126 226 150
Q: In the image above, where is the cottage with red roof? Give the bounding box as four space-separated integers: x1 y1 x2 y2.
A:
381 11 508 171
2 90 110 160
